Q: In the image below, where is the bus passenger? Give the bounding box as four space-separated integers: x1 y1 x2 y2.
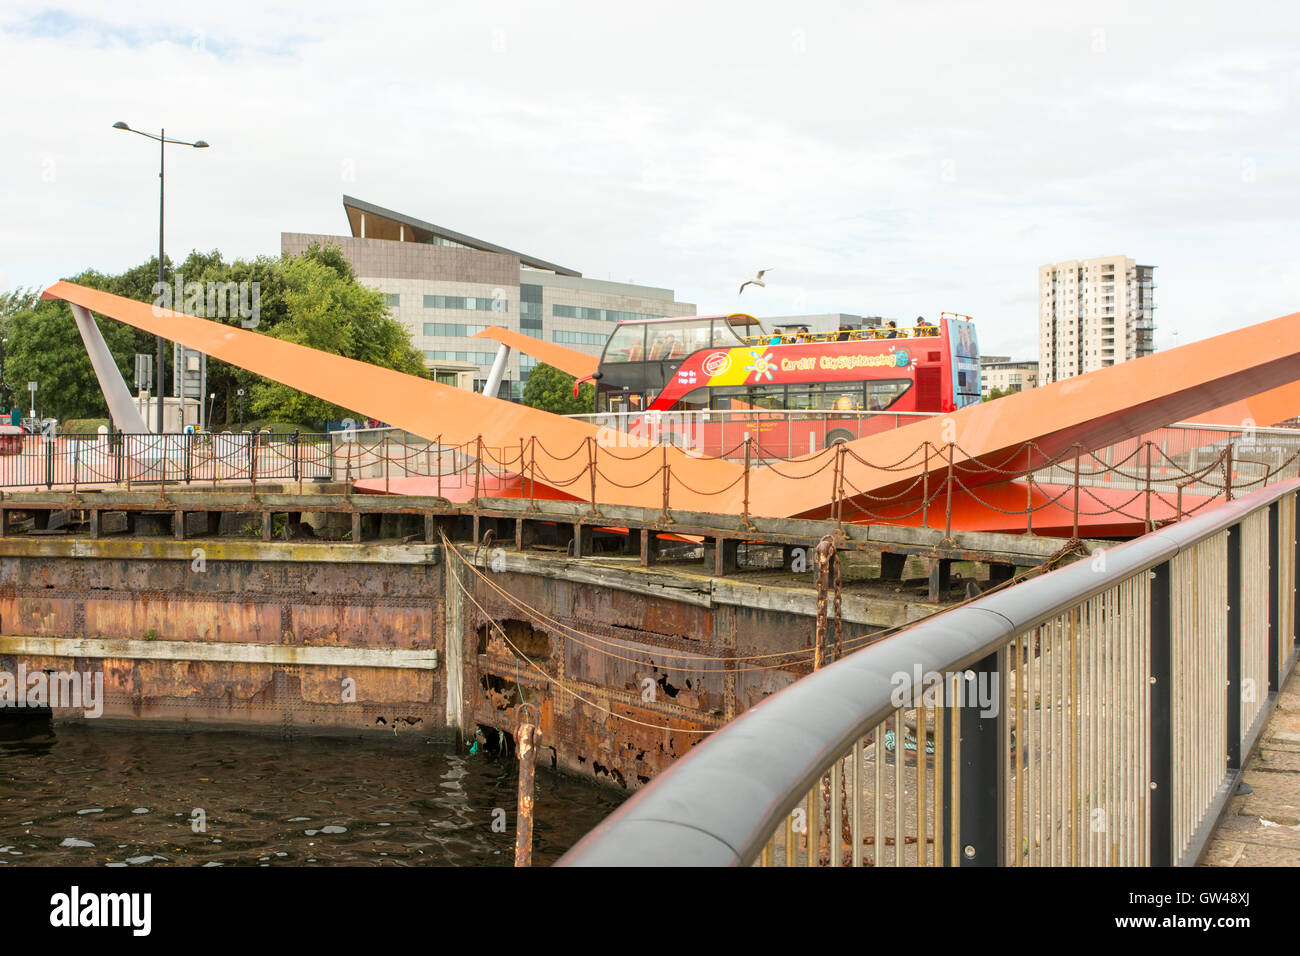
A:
884 321 900 339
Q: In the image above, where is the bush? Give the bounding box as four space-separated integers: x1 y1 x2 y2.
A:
62 417 109 435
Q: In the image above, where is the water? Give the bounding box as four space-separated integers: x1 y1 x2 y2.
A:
0 720 623 867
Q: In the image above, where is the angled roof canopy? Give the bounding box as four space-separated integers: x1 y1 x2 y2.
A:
341 195 581 277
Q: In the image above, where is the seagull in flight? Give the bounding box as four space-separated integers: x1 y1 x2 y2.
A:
739 269 771 295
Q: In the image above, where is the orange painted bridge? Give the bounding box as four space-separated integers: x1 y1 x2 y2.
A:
41 282 1300 535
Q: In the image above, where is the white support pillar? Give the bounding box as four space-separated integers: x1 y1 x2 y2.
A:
483 343 510 400
70 304 150 433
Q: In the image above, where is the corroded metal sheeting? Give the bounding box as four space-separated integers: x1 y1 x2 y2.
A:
0 635 438 668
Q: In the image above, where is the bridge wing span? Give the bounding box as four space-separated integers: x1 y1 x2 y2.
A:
745 308 1300 519
41 281 742 509
471 326 598 380
1183 381 1300 428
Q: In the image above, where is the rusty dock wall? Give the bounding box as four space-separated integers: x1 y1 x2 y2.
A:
0 486 1093 790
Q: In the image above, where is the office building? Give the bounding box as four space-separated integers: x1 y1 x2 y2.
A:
981 358 1039 397
1037 256 1156 384
282 197 695 399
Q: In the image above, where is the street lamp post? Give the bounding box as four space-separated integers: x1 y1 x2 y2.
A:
112 122 209 435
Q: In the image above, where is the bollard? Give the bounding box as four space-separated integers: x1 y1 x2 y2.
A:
514 722 540 867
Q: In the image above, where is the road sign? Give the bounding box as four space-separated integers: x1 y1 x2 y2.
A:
27 382 36 392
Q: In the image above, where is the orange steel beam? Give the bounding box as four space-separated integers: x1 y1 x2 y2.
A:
472 326 598 380
1183 381 1300 428
40 282 741 510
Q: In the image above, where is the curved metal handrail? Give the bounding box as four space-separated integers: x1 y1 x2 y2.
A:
558 477 1300 866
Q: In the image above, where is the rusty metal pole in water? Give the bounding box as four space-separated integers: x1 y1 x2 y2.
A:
514 722 539 867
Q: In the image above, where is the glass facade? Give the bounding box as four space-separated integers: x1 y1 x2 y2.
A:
520 283 544 338
553 304 663 323
425 350 499 364
553 330 608 346
424 294 509 312
424 322 490 337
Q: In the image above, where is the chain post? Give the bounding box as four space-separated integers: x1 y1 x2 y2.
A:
587 436 598 514
944 442 955 541
1025 465 1034 536
474 435 483 505
1144 440 1153 532
742 437 753 529
921 441 930 528
1224 443 1234 501
1072 442 1081 540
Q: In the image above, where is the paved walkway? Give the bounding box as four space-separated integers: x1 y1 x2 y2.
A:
1202 663 1300 866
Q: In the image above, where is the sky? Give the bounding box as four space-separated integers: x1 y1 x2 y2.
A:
1 1 1298 362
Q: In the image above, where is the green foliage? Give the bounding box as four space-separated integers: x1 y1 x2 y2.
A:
247 253 426 425
63 418 109 435
522 363 595 415
983 387 1013 402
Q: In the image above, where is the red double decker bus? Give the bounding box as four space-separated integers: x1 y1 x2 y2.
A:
588 312 981 456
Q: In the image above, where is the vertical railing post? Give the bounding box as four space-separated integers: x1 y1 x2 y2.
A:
114 432 123 485
1224 443 1234 501
1072 443 1082 540
1025 467 1034 536
742 437 752 529
474 435 483 506
587 436 597 514
921 441 930 528
249 432 257 495
292 430 300 484
1149 561 1173 867
1294 492 1300 654
528 436 536 511
955 648 1007 866
1144 441 1153 532
661 443 671 522
384 434 390 495
1226 523 1243 770
944 442 955 541
436 434 443 500
1268 501 1281 694
44 433 53 489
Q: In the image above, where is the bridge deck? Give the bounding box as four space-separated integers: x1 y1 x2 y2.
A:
1203 665 1300 866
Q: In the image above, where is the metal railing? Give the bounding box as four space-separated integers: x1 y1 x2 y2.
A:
558 478 1300 866
3 427 1297 537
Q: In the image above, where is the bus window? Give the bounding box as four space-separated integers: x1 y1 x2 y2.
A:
677 388 708 412
710 386 746 410
824 386 864 412
749 385 785 410
867 379 912 411
786 386 817 411
603 325 646 363
646 328 671 361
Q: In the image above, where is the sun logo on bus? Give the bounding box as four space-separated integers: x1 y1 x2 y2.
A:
745 350 777 382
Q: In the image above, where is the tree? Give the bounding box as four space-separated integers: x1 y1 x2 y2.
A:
247 253 427 425
522 363 594 415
